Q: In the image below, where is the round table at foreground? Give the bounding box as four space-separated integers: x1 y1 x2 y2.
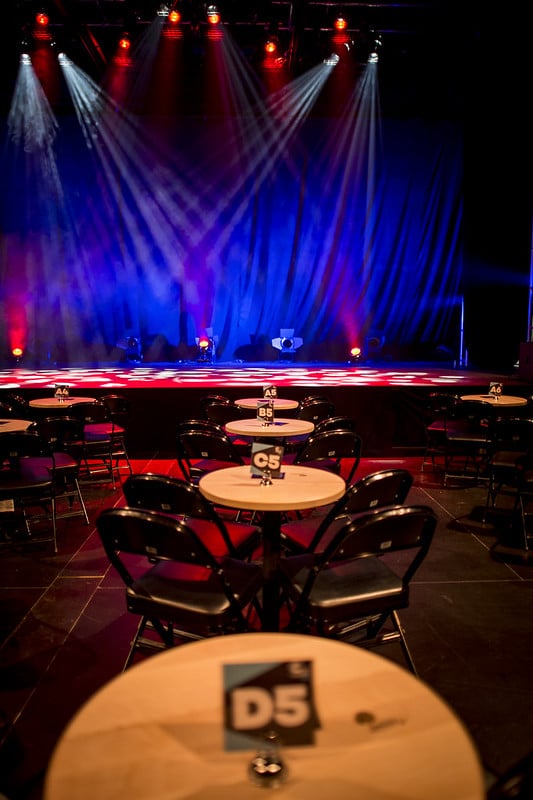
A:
44 633 485 800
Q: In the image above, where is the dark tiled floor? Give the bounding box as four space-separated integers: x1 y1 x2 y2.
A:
1 455 533 799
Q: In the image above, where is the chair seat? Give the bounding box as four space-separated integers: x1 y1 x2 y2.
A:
126 557 263 630
84 422 125 441
281 555 407 625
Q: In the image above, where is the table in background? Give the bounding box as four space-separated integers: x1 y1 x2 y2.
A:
235 397 299 412
0 418 34 432
460 394 528 408
199 464 344 631
29 396 96 410
44 632 485 800
225 418 314 439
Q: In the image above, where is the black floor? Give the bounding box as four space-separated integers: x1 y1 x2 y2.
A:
1 455 533 799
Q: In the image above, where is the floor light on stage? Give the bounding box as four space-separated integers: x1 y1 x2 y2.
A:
195 330 218 363
349 345 362 363
207 5 221 24
271 329 303 360
11 347 24 365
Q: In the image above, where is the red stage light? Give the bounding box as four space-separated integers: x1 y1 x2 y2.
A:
168 10 181 23
12 347 24 358
350 346 361 358
264 38 277 55
198 336 210 349
36 12 49 27
207 6 220 24
118 35 131 51
334 15 347 31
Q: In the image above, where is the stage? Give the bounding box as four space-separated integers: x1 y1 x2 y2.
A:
2 361 531 458
0 361 526 390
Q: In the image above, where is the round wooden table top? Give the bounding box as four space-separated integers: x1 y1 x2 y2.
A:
235 397 299 411
225 418 314 438
460 394 527 407
44 633 485 800
0 418 34 432
29 396 96 408
199 464 345 513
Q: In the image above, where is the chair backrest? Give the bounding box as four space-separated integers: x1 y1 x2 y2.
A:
296 398 336 424
453 398 493 430
199 394 231 417
72 400 111 425
5 394 31 414
293 428 362 483
488 417 533 455
100 394 130 426
96 507 250 619
320 504 436 580
313 416 358 434
176 426 244 482
97 506 221 580
33 416 85 451
204 400 245 426
309 468 414 550
177 419 226 437
122 472 238 555
0 401 17 417
426 392 461 421
0 429 48 462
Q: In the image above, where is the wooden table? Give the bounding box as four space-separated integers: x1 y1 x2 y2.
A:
0 418 34 432
199 465 344 631
29 396 96 409
235 397 299 411
225 418 314 439
460 394 527 407
44 633 485 800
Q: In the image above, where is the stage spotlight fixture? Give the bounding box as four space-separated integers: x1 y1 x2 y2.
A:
195 329 218 362
207 5 221 24
368 34 382 63
20 53 32 65
34 9 52 40
349 346 362 361
334 14 348 32
264 37 278 55
11 347 24 364
168 9 181 24
118 33 131 51
157 3 170 16
271 329 303 356
35 11 49 27
323 53 340 66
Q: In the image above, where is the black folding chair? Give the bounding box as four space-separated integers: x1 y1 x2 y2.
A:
280 505 437 674
96 507 263 669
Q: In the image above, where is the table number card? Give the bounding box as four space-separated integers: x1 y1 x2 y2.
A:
257 399 274 426
54 384 70 400
489 382 503 396
223 660 320 751
250 442 284 479
263 385 278 399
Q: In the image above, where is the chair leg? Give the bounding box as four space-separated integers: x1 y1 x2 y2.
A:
391 610 418 676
